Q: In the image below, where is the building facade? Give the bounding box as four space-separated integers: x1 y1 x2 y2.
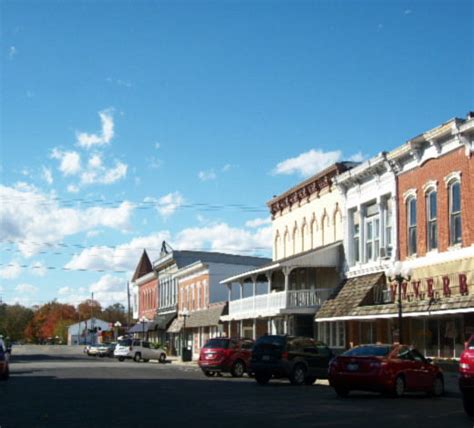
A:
221 163 356 338
316 113 474 358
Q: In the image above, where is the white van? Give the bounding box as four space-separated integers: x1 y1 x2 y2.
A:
114 338 166 363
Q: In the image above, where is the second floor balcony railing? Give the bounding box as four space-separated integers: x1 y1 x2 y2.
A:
228 288 333 320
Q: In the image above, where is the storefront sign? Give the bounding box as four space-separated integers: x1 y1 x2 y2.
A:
389 272 470 301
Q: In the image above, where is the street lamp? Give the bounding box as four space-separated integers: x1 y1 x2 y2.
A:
385 261 413 344
114 321 122 341
139 316 148 340
180 308 190 360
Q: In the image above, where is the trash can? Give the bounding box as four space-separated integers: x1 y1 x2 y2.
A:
182 347 192 362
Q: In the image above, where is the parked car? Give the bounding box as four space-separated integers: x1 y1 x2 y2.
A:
96 343 116 358
114 339 166 363
328 344 444 397
198 337 254 377
250 335 333 385
459 335 474 415
85 344 101 356
0 339 10 381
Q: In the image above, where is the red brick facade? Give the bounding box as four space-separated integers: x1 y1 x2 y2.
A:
138 278 158 320
398 147 474 260
178 273 209 312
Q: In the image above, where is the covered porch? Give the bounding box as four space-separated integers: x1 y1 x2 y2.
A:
220 241 343 338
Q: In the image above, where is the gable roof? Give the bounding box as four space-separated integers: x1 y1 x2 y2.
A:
131 250 153 282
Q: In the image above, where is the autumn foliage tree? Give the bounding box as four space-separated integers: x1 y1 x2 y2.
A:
77 299 102 321
25 301 77 343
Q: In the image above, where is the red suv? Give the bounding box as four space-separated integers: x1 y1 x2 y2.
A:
329 344 444 397
198 337 254 377
459 335 474 415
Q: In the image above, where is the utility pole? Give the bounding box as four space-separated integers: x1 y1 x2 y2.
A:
126 281 131 328
91 292 95 344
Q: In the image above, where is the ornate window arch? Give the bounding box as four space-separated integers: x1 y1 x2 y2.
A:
301 218 308 252
446 177 462 245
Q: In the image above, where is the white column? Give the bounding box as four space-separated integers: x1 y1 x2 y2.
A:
240 320 243 338
227 284 232 303
253 319 257 340
239 281 244 299
228 320 231 337
266 272 272 294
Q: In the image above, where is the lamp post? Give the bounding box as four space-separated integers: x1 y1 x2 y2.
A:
385 261 413 344
180 308 190 360
139 316 148 340
114 321 122 341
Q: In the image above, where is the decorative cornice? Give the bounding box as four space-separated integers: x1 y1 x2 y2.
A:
267 162 355 217
422 180 438 194
403 188 417 203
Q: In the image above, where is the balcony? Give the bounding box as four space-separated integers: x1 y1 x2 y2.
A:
226 288 333 321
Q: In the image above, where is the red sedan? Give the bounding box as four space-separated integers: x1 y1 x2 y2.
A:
459 335 474 415
329 344 444 397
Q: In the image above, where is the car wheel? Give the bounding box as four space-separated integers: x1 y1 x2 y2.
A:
203 370 216 377
143 359 150 363
304 376 317 385
393 375 405 398
118 357 125 362
463 391 474 416
335 387 349 397
231 360 245 378
159 353 166 363
255 371 271 385
430 375 444 397
133 353 142 362
289 364 307 386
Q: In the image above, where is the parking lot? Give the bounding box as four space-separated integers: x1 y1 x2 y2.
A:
0 346 472 428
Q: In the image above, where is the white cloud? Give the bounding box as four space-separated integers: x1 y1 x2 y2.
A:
155 142 161 149
198 170 217 181
80 160 127 185
222 164 232 172
67 184 80 193
348 152 366 162
8 46 17 59
174 223 272 255
58 286 75 296
0 261 22 279
32 261 47 277
76 109 115 149
51 149 81 176
273 149 342 178
89 274 127 307
0 184 134 257
16 283 38 294
144 192 184 218
41 166 53 185
88 154 102 168
245 217 271 228
64 231 171 272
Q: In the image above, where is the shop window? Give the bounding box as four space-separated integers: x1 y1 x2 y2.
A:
407 197 417 255
360 322 375 344
364 202 380 262
317 322 345 348
426 190 437 251
449 181 462 245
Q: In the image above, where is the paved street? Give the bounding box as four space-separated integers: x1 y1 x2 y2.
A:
0 346 472 428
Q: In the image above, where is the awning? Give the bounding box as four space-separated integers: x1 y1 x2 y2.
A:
221 241 343 284
185 303 228 329
315 272 384 322
128 321 157 334
167 317 184 333
155 313 176 330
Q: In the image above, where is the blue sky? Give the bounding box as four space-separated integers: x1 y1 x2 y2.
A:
1 0 472 308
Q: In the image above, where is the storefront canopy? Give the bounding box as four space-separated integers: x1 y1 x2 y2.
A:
315 272 384 322
128 313 176 333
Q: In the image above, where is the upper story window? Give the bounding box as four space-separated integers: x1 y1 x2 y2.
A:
384 197 393 258
364 202 380 262
426 190 437 251
449 181 462 245
407 197 417 255
351 209 360 264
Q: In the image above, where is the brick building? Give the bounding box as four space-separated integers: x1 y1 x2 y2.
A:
316 112 474 358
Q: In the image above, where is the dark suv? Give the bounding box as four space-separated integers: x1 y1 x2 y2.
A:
198 337 254 377
251 335 333 385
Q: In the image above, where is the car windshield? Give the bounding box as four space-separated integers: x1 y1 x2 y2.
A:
118 339 132 346
254 335 286 350
343 345 391 357
204 339 229 349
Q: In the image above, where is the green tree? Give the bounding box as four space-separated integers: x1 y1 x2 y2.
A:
0 304 34 342
101 303 127 324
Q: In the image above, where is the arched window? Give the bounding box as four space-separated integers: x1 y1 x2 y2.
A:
274 231 281 260
426 189 437 251
321 213 328 246
301 221 307 252
449 181 462 245
407 197 417 255
310 217 317 249
292 224 298 255
283 230 289 258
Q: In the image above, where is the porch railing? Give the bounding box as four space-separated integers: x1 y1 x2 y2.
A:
228 288 333 319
